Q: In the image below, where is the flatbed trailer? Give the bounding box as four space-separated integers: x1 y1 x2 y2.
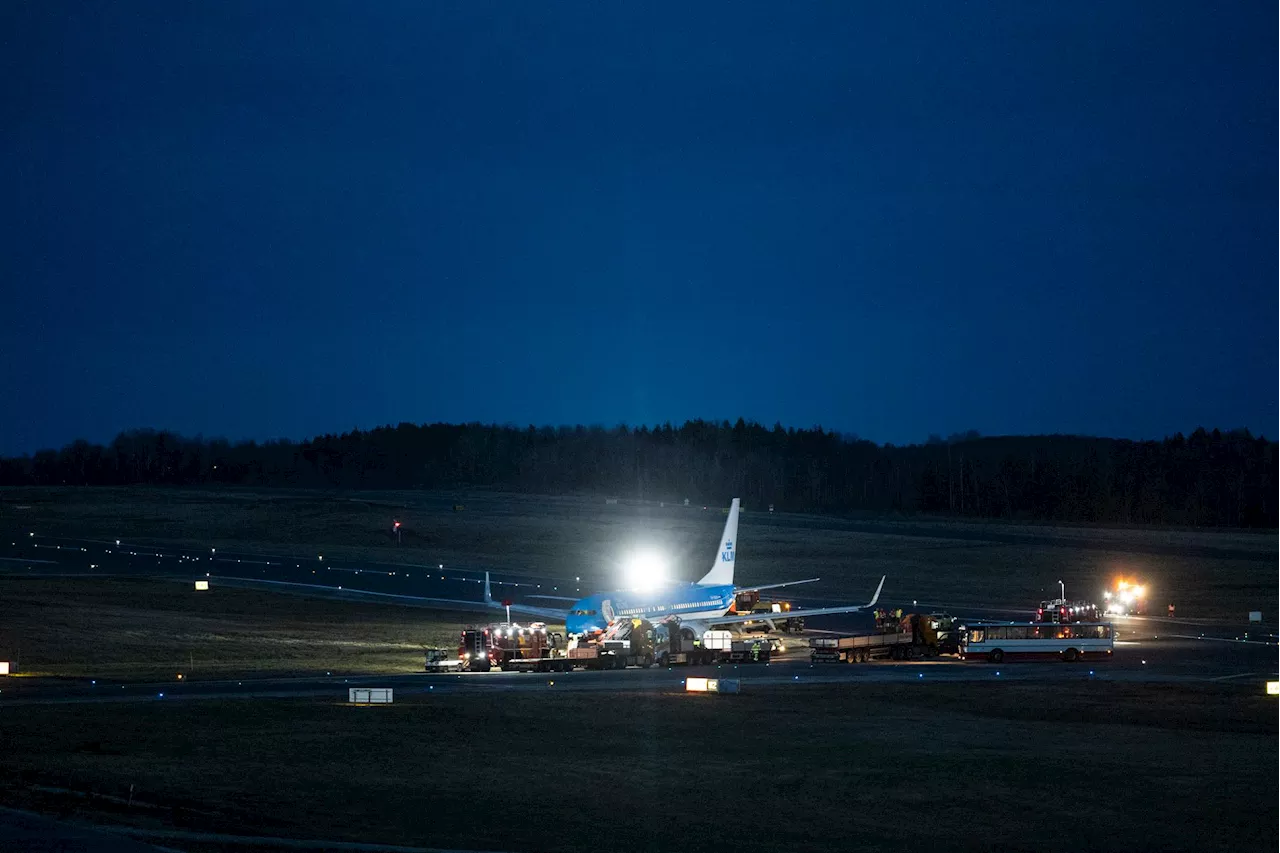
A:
810 631 917 663
657 627 773 666
567 645 653 670
500 652 571 672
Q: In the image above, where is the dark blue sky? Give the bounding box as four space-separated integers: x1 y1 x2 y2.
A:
2 2 1275 454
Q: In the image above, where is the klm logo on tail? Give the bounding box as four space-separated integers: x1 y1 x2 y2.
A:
696 498 739 586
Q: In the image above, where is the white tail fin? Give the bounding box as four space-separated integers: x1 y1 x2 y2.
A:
484 572 493 604
696 498 739 586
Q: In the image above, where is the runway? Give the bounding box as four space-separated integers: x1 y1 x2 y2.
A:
2 634 1274 708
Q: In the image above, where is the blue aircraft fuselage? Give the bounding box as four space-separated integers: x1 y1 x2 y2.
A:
565 582 736 635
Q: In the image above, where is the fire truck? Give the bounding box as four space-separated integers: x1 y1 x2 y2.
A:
457 623 569 672
1036 599 1102 623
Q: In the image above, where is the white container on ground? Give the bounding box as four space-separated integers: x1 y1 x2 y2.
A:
348 688 393 704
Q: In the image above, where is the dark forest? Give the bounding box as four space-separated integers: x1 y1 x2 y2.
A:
1 421 1273 528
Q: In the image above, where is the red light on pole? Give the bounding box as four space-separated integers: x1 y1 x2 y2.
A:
393 520 401 544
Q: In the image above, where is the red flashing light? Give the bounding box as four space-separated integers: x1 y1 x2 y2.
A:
393 521 401 529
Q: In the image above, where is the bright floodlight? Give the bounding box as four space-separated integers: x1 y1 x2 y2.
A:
624 550 668 591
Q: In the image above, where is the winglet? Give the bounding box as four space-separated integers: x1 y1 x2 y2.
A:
867 575 886 608
484 572 493 604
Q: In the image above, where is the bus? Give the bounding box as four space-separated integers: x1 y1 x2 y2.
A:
959 622 1114 663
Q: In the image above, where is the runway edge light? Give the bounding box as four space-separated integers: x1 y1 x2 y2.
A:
1266 681 1278 696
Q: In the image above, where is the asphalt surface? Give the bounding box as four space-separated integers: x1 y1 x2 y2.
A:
0 528 1275 708
0 807 168 852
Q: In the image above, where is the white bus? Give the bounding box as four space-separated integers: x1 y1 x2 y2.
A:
959 622 1114 663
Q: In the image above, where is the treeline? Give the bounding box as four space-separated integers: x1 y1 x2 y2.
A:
0 421 1274 527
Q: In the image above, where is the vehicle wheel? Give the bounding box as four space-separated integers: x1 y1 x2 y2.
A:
1063 648 1080 662
642 654 653 668
859 650 869 663
927 644 939 658
988 649 1004 663
657 652 669 668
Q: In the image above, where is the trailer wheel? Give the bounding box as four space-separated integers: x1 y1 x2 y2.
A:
859 649 870 663
988 649 1004 663
1062 648 1080 662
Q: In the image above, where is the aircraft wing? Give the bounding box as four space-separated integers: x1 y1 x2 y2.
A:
208 576 567 621
733 578 820 594
709 576 885 627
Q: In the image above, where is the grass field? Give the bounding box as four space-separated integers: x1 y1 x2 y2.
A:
2 486 1274 621
0 577 481 679
0 683 1273 853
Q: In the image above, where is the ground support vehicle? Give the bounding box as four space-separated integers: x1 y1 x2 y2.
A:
424 648 463 672
732 590 805 634
958 621 1115 663
458 623 568 672
1036 599 1101 623
567 618 657 669
654 624 772 666
810 612 945 663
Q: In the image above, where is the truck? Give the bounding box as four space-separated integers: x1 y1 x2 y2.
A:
654 624 773 666
569 620 775 667
731 590 805 634
1102 578 1149 616
809 612 946 663
1036 599 1101 623
566 618 656 669
457 623 569 672
424 648 463 672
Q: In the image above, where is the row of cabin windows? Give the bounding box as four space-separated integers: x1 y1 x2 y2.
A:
571 601 719 619
969 625 1113 642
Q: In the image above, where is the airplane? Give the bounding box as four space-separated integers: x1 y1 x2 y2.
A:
212 498 884 637
485 498 884 637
